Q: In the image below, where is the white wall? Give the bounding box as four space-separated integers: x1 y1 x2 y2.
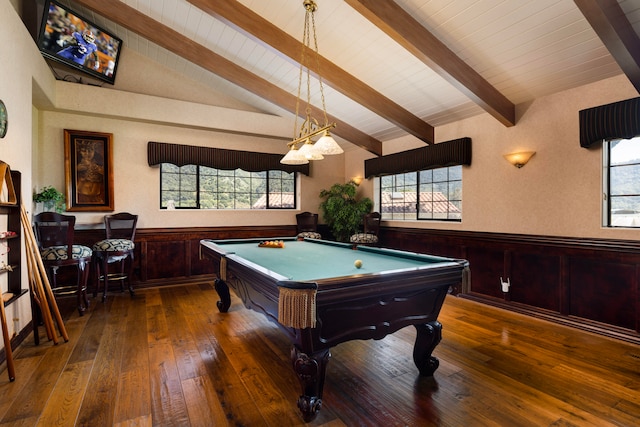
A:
0 0 57 348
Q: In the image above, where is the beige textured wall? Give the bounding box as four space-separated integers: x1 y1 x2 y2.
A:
357 74 639 240
36 105 343 228
344 146 376 201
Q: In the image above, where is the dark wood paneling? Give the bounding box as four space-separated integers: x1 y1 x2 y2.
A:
380 227 640 343
190 239 213 276
511 252 561 312
145 240 188 281
379 228 462 258
75 224 297 285
568 257 636 330
75 224 640 343
465 246 504 299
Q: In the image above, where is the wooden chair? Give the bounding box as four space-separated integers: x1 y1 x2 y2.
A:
32 212 92 316
350 212 381 246
92 212 137 302
296 211 322 239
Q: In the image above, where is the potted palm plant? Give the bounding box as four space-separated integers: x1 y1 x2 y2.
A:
33 186 65 213
319 180 373 242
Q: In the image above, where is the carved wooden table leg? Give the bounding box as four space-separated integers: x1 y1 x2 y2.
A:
413 320 442 376
214 278 231 313
291 346 331 422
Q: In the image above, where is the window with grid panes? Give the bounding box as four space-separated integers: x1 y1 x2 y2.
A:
603 136 640 227
160 164 296 209
379 165 462 221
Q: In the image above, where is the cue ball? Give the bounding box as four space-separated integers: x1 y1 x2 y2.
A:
354 259 363 268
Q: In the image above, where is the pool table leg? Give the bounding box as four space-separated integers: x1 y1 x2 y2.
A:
214 278 231 313
291 346 331 422
413 320 442 376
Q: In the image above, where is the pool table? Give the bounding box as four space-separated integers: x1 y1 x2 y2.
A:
200 237 469 421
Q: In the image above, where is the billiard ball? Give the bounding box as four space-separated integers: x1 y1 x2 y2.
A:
354 259 363 268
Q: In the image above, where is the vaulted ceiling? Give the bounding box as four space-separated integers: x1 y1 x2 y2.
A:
54 0 640 155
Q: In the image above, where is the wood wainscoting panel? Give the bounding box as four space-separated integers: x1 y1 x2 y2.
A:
382 226 640 344
75 225 298 286
568 256 637 330
74 224 640 343
465 245 506 299
510 251 562 312
144 239 190 281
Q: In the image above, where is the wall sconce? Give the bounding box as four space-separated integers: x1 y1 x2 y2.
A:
351 176 363 185
503 151 535 168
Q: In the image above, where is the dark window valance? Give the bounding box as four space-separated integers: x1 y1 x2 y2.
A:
579 97 640 148
364 137 471 178
147 141 310 176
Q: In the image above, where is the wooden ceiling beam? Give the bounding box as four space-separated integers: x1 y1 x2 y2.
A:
346 0 516 127
574 0 640 94
185 0 435 144
72 0 382 155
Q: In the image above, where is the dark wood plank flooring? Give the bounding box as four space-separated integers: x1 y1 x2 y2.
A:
1 282 639 426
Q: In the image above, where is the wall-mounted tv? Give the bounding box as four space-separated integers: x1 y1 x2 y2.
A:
37 0 122 85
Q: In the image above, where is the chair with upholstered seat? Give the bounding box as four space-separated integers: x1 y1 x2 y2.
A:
296 211 322 239
350 212 381 246
92 212 137 302
33 212 92 316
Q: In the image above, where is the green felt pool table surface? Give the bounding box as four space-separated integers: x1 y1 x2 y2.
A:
210 237 458 282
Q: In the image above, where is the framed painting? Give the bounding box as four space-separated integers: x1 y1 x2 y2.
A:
64 129 114 211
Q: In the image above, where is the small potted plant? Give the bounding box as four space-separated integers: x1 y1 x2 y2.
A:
319 180 373 242
33 186 65 213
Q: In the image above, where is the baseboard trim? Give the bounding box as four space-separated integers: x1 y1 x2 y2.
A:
460 293 640 345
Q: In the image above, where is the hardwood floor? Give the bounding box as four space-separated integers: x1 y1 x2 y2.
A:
1 282 639 426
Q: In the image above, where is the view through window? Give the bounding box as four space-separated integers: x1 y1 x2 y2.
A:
605 136 640 227
160 164 295 209
378 165 462 221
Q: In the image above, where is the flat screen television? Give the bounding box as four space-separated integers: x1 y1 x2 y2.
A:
37 0 122 85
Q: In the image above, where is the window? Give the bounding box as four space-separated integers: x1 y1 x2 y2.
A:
379 165 462 221
160 164 295 209
604 136 640 227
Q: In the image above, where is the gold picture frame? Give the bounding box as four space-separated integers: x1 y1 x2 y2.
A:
64 129 114 211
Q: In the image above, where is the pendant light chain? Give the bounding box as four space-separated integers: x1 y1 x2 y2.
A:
281 0 343 165
309 7 329 126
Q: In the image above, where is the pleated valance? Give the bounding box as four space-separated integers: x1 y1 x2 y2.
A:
364 137 472 178
579 97 640 148
147 141 310 175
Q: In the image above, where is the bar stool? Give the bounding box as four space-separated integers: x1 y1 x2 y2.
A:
350 212 381 246
92 212 137 302
32 212 92 316
296 211 322 239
